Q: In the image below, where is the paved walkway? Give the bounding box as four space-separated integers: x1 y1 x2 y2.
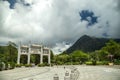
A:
0 65 120 80
76 65 120 80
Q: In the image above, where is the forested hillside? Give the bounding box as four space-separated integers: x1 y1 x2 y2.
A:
66 35 120 53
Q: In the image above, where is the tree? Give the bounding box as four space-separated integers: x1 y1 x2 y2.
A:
70 50 88 63
97 50 109 61
53 54 69 65
0 41 17 63
50 50 54 63
101 40 120 60
7 41 17 63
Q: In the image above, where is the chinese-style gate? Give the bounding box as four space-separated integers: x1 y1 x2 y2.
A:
17 43 51 64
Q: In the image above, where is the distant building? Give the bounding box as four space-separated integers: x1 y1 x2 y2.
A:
17 43 51 64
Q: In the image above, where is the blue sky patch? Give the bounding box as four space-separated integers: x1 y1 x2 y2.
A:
102 32 109 37
7 0 16 9
79 10 98 26
5 0 30 9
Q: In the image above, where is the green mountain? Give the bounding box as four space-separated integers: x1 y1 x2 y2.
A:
66 35 120 53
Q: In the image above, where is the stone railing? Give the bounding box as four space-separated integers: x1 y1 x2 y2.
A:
53 66 80 80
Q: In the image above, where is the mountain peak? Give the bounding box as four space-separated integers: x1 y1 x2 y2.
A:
80 35 92 39
66 35 120 53
81 35 90 38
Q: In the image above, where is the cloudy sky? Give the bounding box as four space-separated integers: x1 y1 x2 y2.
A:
0 0 120 54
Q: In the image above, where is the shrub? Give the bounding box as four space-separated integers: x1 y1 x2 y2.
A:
73 62 80 65
25 64 32 67
38 63 45 67
0 62 15 70
85 61 96 65
86 61 109 65
57 61 64 65
65 62 72 65
85 61 92 65
96 61 103 65
9 62 15 69
5 62 8 70
0 62 3 71
37 63 52 67
92 60 97 65
50 63 54 67
15 64 23 67
46 64 50 66
101 61 109 65
114 60 120 65
44 63 50 66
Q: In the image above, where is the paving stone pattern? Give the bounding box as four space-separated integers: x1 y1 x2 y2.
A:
0 66 120 80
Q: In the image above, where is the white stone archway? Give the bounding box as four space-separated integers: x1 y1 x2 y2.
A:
17 43 51 65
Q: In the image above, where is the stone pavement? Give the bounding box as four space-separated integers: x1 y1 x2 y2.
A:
0 65 120 80
0 67 51 80
76 65 120 80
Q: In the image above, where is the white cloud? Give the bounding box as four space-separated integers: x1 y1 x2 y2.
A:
52 42 72 54
0 0 120 54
